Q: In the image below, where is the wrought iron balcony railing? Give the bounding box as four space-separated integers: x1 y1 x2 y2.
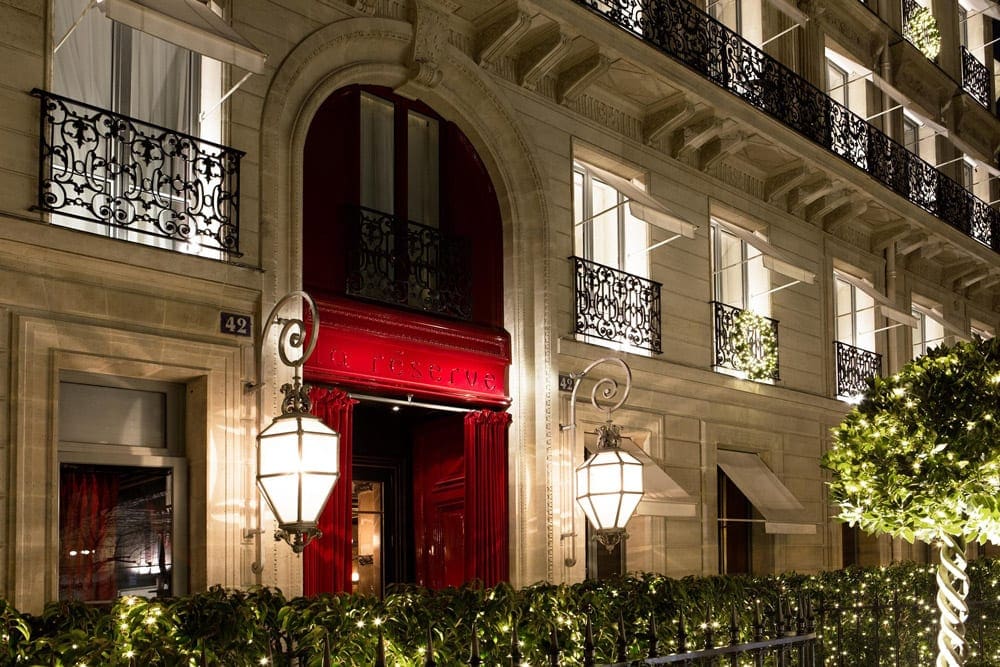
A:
572 0 1000 254
711 301 780 381
32 89 242 256
834 340 882 400
571 256 662 353
961 46 991 109
345 205 472 320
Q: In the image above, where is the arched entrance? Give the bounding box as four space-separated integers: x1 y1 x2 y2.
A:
300 84 510 595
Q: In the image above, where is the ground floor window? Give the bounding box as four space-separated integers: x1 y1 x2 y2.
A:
718 470 754 574
59 465 175 601
58 374 186 602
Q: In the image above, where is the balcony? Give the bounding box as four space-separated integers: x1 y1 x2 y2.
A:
834 341 882 400
33 90 242 257
961 46 991 109
571 256 662 353
572 0 1000 254
345 205 472 320
711 301 779 381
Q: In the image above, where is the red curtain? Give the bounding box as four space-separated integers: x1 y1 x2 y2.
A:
303 387 357 595
463 410 512 586
60 469 119 601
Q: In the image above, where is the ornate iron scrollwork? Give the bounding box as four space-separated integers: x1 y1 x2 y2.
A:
961 46 991 109
32 89 242 256
834 340 882 400
572 0 1000 254
345 205 472 320
572 256 662 354
711 301 780 380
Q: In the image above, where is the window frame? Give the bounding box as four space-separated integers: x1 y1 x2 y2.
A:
911 302 948 358
57 372 189 601
710 218 770 316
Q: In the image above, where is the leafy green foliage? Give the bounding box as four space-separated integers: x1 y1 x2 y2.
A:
731 309 778 381
904 5 942 60
824 337 1000 545
11 561 1000 664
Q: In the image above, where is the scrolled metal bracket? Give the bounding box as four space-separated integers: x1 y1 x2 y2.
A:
559 356 632 435
245 290 319 397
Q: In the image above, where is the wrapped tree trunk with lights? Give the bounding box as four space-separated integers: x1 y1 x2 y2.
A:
823 337 1000 667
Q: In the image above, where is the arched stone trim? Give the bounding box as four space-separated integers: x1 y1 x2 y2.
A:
257 15 556 586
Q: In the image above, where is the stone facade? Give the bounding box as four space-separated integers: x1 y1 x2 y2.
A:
1 0 998 611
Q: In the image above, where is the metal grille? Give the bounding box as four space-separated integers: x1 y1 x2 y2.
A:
961 45 991 109
571 0 1000 254
572 256 662 353
834 341 882 399
33 89 242 256
345 205 472 320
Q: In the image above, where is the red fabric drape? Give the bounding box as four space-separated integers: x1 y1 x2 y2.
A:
60 469 119 601
464 410 512 586
303 387 357 595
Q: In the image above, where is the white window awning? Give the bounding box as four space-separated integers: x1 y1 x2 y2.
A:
97 0 267 74
717 450 815 535
583 163 698 240
585 433 698 518
835 269 919 327
715 219 816 286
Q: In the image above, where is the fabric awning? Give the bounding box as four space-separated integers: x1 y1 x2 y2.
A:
585 164 698 239
97 0 267 73
717 450 814 535
715 219 816 285
834 270 919 327
585 433 698 518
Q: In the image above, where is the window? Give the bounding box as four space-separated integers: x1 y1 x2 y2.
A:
360 90 440 226
902 114 920 154
912 303 947 357
58 374 186 602
711 220 771 315
571 159 660 354
835 273 876 352
708 0 742 33
827 60 849 107
51 0 225 256
573 161 649 279
834 271 881 401
959 5 969 48
53 0 219 139
961 157 975 191
351 480 384 596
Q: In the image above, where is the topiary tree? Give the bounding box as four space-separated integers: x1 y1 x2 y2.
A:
823 336 1000 667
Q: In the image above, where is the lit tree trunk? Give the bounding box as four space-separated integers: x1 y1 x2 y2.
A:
936 534 969 667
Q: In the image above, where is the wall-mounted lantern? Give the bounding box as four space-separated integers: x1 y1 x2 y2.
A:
251 291 339 553
561 357 643 551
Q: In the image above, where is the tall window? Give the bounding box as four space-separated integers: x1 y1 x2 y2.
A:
960 157 975 192
58 374 186 602
573 161 649 278
902 114 920 153
711 220 769 316
707 0 742 33
835 273 876 352
827 60 849 107
53 0 219 140
912 304 947 357
360 90 440 225
959 5 969 48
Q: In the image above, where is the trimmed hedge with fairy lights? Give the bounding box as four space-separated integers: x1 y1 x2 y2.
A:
4 561 1000 665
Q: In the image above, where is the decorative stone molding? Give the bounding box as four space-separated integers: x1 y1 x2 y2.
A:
518 28 572 91
409 0 455 87
556 52 611 103
476 7 531 65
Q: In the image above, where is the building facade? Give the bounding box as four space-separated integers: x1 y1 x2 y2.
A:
1 0 999 612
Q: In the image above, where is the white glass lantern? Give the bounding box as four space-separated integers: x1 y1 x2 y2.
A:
575 422 644 550
251 291 341 553
257 409 340 552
